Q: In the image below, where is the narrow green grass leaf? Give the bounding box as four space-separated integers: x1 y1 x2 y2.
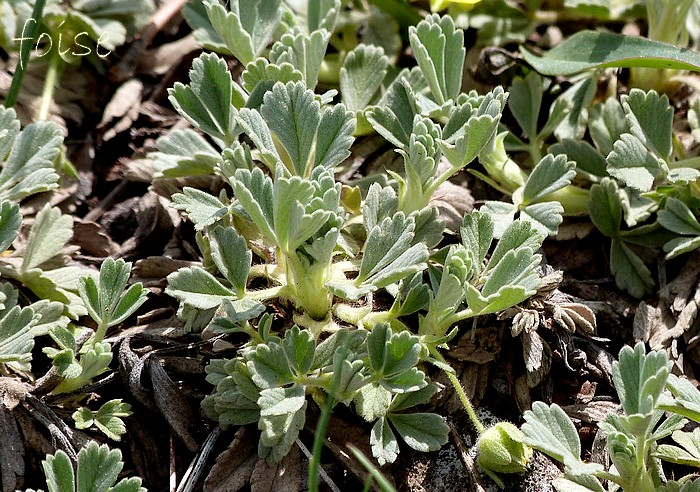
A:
521 31 700 76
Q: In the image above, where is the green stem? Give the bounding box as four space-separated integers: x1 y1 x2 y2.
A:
38 50 62 121
431 348 485 434
92 320 110 348
6 0 48 108
308 392 336 492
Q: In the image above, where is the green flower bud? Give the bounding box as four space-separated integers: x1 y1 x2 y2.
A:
477 422 533 485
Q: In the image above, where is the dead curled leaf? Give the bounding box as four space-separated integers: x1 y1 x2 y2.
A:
205 426 259 492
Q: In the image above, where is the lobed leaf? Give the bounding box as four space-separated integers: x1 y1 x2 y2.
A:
269 30 330 89
522 402 585 468
0 116 61 202
371 417 399 466
606 133 663 193
21 205 73 274
610 239 655 298
76 441 123 492
521 154 576 205
621 89 673 159
0 200 20 254
588 178 622 238
168 53 237 144
340 44 389 112
388 413 449 452
204 0 282 65
409 14 465 104
165 266 237 310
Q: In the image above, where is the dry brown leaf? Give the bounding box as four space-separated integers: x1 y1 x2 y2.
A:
204 426 258 492
561 401 620 424
98 79 144 142
73 219 120 257
148 356 199 451
250 446 303 492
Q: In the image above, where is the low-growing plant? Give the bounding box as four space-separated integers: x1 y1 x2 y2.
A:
522 342 700 491
152 7 553 476
26 440 146 492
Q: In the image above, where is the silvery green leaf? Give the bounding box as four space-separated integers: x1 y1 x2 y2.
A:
235 109 282 172
0 106 20 161
0 305 38 366
340 44 388 112
613 342 669 417
92 399 132 441
606 133 663 193
550 139 608 180
0 201 20 254
588 98 629 155
109 283 148 327
522 401 585 469
409 14 464 105
668 167 700 184
520 202 565 237
306 0 340 31
366 78 419 149
663 374 700 424
363 184 399 233
312 328 366 370
552 473 605 492
43 449 75 492
649 413 687 442
610 239 655 298
655 442 700 468
282 326 315 376
273 175 334 252
231 168 275 242
257 386 306 463
204 0 282 65
313 103 355 170
208 226 251 297
261 82 319 176
390 273 430 317
0 110 61 202
172 187 228 230
165 266 237 310
383 368 427 393
390 384 438 412
552 75 596 141
241 59 303 96
508 72 545 142
659 198 700 236
480 201 517 239
440 114 500 171
487 219 544 271
358 213 416 283
168 53 237 145
588 178 622 238
152 129 221 178
367 323 420 377
522 154 576 205
353 231 428 294
371 417 399 466
30 300 69 337
467 248 540 316
21 204 73 274
248 340 294 389
621 89 673 159
388 413 449 452
332 348 367 403
76 441 122 492
269 29 330 89
356 383 392 421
